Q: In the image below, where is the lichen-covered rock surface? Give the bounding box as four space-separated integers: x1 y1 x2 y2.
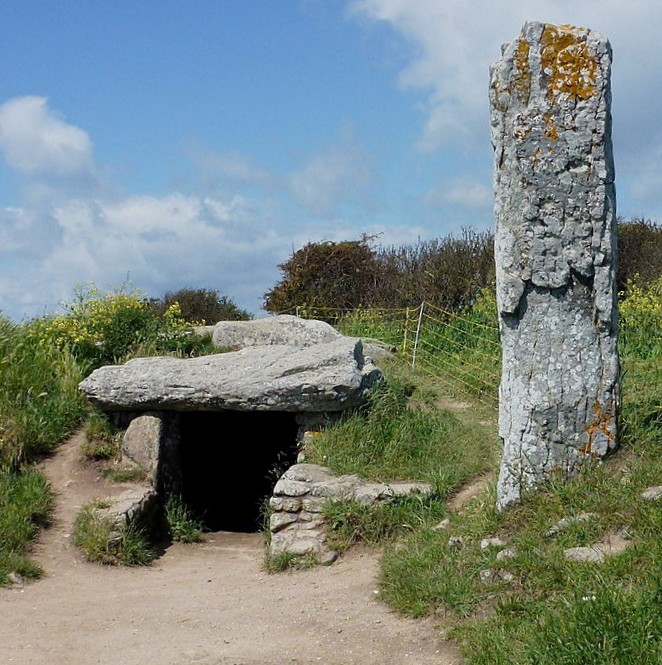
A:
79 337 382 413
490 22 619 509
212 314 341 350
269 463 433 563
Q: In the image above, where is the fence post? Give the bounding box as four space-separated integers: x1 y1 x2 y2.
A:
403 307 410 356
411 302 425 369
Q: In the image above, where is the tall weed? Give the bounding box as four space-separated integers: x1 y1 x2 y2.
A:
0 315 85 469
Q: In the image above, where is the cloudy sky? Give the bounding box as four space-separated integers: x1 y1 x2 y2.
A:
1 1 660 321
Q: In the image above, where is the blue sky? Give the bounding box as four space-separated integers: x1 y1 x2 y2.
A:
1 1 661 321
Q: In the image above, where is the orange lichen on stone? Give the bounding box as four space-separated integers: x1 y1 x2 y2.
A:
581 401 615 457
541 24 598 103
513 38 531 103
544 113 559 141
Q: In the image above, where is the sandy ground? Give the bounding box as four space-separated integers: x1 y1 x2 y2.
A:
0 432 463 665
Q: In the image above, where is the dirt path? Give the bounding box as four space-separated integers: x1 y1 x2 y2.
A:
0 432 462 665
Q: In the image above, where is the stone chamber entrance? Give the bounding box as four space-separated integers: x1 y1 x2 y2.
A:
177 411 301 532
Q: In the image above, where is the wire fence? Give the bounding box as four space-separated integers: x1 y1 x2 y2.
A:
285 302 502 411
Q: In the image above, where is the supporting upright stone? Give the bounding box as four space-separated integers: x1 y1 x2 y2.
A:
490 22 619 510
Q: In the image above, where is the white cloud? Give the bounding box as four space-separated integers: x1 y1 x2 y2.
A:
348 0 662 157
287 131 374 216
0 97 95 178
427 181 492 209
189 147 271 190
0 188 294 321
0 207 35 252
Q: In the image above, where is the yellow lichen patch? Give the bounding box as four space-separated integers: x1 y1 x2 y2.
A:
541 24 599 103
544 113 559 141
513 38 531 103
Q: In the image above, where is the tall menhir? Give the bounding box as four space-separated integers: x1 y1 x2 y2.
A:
490 22 619 510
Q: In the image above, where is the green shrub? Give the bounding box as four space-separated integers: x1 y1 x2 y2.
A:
263 229 496 315
617 218 662 293
265 551 319 572
264 235 383 316
374 228 495 311
150 287 252 324
619 275 662 360
27 283 208 372
324 494 446 554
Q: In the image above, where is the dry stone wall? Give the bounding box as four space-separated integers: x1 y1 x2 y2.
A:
490 22 619 509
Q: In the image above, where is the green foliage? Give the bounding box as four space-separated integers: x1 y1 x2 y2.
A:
374 228 496 311
336 308 409 350
520 584 662 664
28 284 157 370
0 315 85 469
72 502 154 566
264 229 496 315
103 466 147 483
619 275 662 360
264 550 318 573
324 494 446 554
617 218 662 293
164 494 203 543
264 235 383 315
264 221 662 318
26 283 209 372
82 409 121 461
0 468 52 584
306 373 498 490
150 287 252 324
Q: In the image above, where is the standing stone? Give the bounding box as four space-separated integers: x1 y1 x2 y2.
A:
490 22 619 510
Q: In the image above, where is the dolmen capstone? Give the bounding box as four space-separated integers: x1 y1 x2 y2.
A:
77 316 391 562
80 335 381 413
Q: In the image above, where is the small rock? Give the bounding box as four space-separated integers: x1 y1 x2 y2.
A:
564 546 605 564
496 548 517 561
480 536 508 550
479 569 514 585
448 536 465 549
641 486 662 501
319 550 339 565
545 512 597 538
564 531 631 563
7 572 25 586
432 518 450 531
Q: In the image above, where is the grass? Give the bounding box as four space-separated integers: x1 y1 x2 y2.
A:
301 287 662 665
366 353 662 664
82 408 122 461
298 364 499 558
305 366 499 491
72 501 154 566
1 278 660 664
263 551 319 573
0 315 86 470
164 494 204 543
0 467 53 583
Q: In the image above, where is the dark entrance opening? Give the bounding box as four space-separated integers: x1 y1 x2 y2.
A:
178 411 300 532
